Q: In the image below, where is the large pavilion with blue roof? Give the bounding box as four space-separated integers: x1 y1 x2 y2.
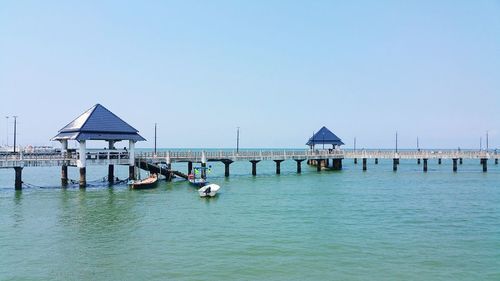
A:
306 126 344 150
52 104 145 187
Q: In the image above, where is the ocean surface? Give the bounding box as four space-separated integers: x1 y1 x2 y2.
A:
1 156 499 280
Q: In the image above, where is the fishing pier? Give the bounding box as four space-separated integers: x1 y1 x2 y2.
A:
0 104 498 189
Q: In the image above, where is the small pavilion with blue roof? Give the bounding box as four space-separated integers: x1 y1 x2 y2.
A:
52 104 145 187
306 126 344 150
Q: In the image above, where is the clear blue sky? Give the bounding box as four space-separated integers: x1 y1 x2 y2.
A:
1 0 499 149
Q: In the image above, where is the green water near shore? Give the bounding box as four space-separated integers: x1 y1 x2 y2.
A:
1 159 499 280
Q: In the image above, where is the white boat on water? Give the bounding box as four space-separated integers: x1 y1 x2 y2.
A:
198 184 221 197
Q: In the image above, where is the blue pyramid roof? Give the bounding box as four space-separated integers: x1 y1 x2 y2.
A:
306 126 344 146
52 104 146 141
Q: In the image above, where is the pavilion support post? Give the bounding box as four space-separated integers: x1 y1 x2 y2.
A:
14 167 23 190
295 159 304 173
128 140 136 180
274 160 284 174
201 163 207 179
393 158 398 172
79 167 86 188
188 161 193 175
222 160 233 177
250 160 260 176
78 140 87 188
423 159 428 172
61 165 68 187
482 159 487 172
332 159 342 170
108 165 114 183
438 158 442 165
417 158 421 165
108 140 115 183
128 166 134 181
166 152 172 181
362 158 367 171
459 158 463 165
452 158 458 172
61 139 69 187
375 158 378 164
201 151 207 179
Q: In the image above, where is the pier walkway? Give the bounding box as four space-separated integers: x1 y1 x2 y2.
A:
1 149 498 189
0 149 498 169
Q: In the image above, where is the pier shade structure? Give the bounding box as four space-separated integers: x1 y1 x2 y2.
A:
306 126 345 170
51 104 145 187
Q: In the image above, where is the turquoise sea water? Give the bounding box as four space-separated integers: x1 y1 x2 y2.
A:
1 157 499 280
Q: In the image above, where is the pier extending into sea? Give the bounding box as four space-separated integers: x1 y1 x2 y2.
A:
1 149 498 189
1 104 497 190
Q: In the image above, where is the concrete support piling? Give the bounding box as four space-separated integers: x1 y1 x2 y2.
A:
452 158 458 172
393 158 398 172
417 158 421 165
375 158 378 164
481 159 487 172
274 160 284 174
362 158 367 171
332 159 342 170
129 166 135 180
108 165 114 183
459 158 463 165
495 159 498 165
79 140 87 188
128 140 136 181
222 160 233 177
438 158 442 165
317 160 323 172
79 167 86 188
250 160 260 176
188 161 193 175
61 165 68 187
14 167 23 190
423 159 428 172
201 163 207 179
295 159 304 174
354 158 357 164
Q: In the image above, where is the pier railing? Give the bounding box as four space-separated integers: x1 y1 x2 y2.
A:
137 149 345 162
0 149 498 168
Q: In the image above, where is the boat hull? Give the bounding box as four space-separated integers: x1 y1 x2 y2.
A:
130 174 158 189
198 184 221 197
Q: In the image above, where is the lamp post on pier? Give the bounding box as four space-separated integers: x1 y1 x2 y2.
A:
13 116 17 153
5 116 8 147
395 131 398 153
486 130 489 152
236 127 240 153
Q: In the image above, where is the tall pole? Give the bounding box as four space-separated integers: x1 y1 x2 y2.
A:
354 137 356 152
236 127 240 153
5 116 8 147
154 123 157 155
486 131 489 151
13 116 17 153
395 131 398 153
